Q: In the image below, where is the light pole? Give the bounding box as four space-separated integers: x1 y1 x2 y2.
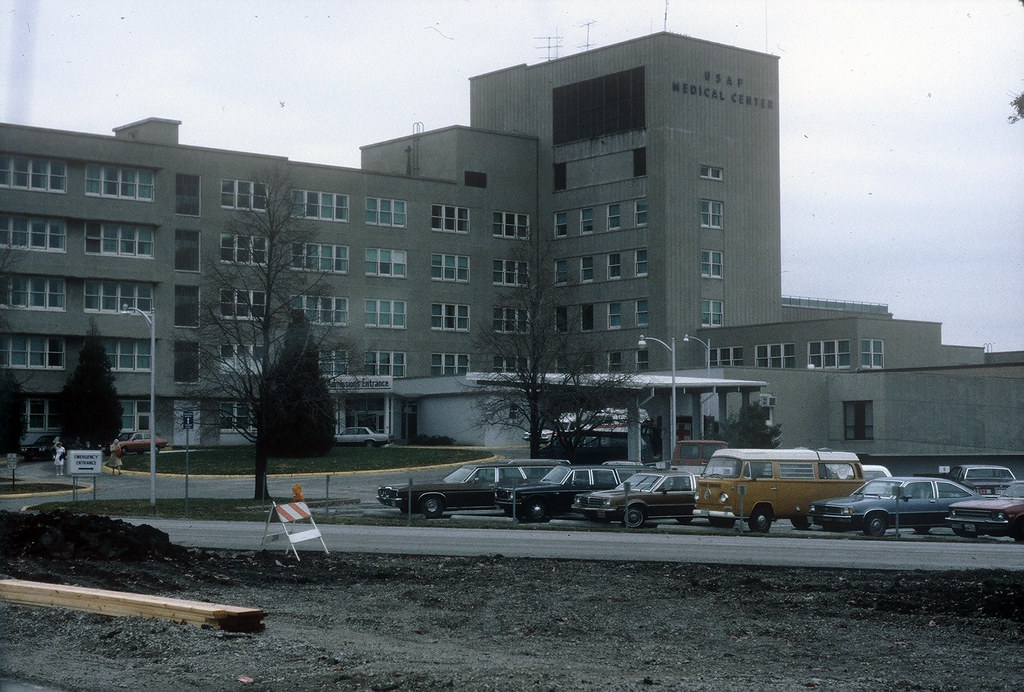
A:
683 334 712 438
122 304 157 507
637 334 676 447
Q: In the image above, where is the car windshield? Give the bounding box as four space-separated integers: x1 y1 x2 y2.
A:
702 457 743 478
854 479 902 498
541 466 572 484
443 466 477 483
1002 483 1024 499
617 473 661 491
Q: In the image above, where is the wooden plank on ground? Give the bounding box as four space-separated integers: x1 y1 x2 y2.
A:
0 579 265 632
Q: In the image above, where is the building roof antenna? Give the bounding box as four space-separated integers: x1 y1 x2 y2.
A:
534 30 562 60
579 20 596 51
664 0 669 32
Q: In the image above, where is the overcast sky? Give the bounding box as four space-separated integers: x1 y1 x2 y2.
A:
5 0 1023 351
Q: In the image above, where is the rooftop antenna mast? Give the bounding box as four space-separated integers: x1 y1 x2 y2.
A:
534 29 562 60
578 20 595 50
664 0 669 31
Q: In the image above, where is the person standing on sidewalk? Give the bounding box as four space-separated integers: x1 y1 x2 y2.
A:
53 439 66 475
108 439 124 475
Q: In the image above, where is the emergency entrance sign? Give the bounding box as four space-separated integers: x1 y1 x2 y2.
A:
68 450 103 475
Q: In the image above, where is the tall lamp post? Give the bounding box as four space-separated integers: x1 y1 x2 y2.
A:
637 334 676 446
683 334 712 438
122 304 157 507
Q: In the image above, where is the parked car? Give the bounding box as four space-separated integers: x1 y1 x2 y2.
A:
114 431 168 454
573 470 698 528
19 434 58 462
335 426 393 447
808 476 979 537
667 440 727 472
946 480 1024 541
376 459 568 518
861 464 892 480
493 464 641 522
944 465 1016 496
535 430 652 464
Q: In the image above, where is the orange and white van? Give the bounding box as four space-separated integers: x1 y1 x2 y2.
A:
694 449 864 532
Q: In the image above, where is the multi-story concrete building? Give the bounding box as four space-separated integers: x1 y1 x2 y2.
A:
2 31 1021 458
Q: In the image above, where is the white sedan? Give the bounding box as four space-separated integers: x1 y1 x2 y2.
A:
335 427 393 447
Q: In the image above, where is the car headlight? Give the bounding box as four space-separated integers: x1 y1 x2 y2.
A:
995 511 1006 521
719 492 729 504
602 498 612 507
703 488 711 499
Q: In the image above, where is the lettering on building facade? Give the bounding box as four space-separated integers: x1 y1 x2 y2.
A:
672 71 774 110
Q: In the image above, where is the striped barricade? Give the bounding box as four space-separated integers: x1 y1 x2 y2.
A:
259 501 329 560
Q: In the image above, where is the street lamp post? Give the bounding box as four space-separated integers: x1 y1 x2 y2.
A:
637 334 676 447
122 304 157 507
683 334 712 438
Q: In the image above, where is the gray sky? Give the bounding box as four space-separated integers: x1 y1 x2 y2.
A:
5 0 1023 351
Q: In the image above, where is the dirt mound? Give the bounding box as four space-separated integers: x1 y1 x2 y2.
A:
0 510 188 561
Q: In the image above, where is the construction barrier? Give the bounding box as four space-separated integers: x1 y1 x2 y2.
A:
259 501 328 560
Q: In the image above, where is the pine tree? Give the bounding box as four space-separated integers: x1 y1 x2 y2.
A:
60 331 123 448
719 403 782 449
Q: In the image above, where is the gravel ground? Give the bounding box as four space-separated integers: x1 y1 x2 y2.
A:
1 513 1023 691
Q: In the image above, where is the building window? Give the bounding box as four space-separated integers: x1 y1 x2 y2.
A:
174 341 200 383
0 156 66 192
293 190 349 221
635 198 648 226
555 306 568 333
809 340 851 369
175 174 200 215
608 351 623 372
220 290 265 320
220 233 266 264
292 295 348 326
219 402 253 432
633 147 647 177
174 285 199 328
607 302 622 329
755 343 796 369
580 208 594 234
581 304 594 331
364 299 406 328
84 165 153 201
701 299 723 327
607 204 621 230
292 243 348 273
635 299 649 327
431 303 469 331
493 307 528 333
553 162 566 191
711 347 744 366
0 216 66 251
221 179 266 210
175 229 200 271
103 339 151 372
365 197 407 227
85 281 153 313
606 253 622 279
492 211 529 239
431 353 469 376
0 335 65 369
701 250 723 278
464 171 487 188
85 222 154 257
552 66 645 145
432 254 470 282
844 401 874 440
554 259 568 284
700 199 723 229
219 344 265 374
364 248 407 277
635 249 648 276
0 276 65 310
580 256 594 282
319 349 349 377
636 349 649 372
700 165 723 181
861 339 884 369
431 204 469 233
25 398 62 431
493 355 526 373
493 259 527 286
554 211 568 237
364 351 405 377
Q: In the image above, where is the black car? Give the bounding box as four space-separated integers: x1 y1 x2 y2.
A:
376 459 568 518
535 430 652 464
808 476 979 537
493 463 641 522
19 434 58 462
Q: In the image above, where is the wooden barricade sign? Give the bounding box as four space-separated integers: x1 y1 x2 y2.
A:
259 501 328 560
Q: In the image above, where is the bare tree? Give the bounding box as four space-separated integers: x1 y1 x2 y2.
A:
474 238 638 460
192 166 349 499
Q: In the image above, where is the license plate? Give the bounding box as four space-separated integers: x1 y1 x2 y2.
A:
964 523 975 532
596 510 606 517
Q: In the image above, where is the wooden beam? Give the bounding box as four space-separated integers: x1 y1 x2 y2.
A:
0 579 265 632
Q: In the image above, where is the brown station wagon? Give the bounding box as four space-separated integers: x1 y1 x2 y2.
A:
573 470 698 528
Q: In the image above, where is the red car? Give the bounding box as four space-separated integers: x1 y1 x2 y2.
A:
114 431 168 454
946 480 1024 541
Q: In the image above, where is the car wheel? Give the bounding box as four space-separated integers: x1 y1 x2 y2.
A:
523 498 548 522
364 440 375 447
709 517 736 529
623 504 647 529
747 506 773 533
1012 524 1024 542
790 516 811 530
420 496 445 519
863 512 888 537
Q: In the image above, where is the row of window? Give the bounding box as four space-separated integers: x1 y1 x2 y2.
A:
708 340 885 369
554 199 647 237
19 398 151 436
555 249 649 284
